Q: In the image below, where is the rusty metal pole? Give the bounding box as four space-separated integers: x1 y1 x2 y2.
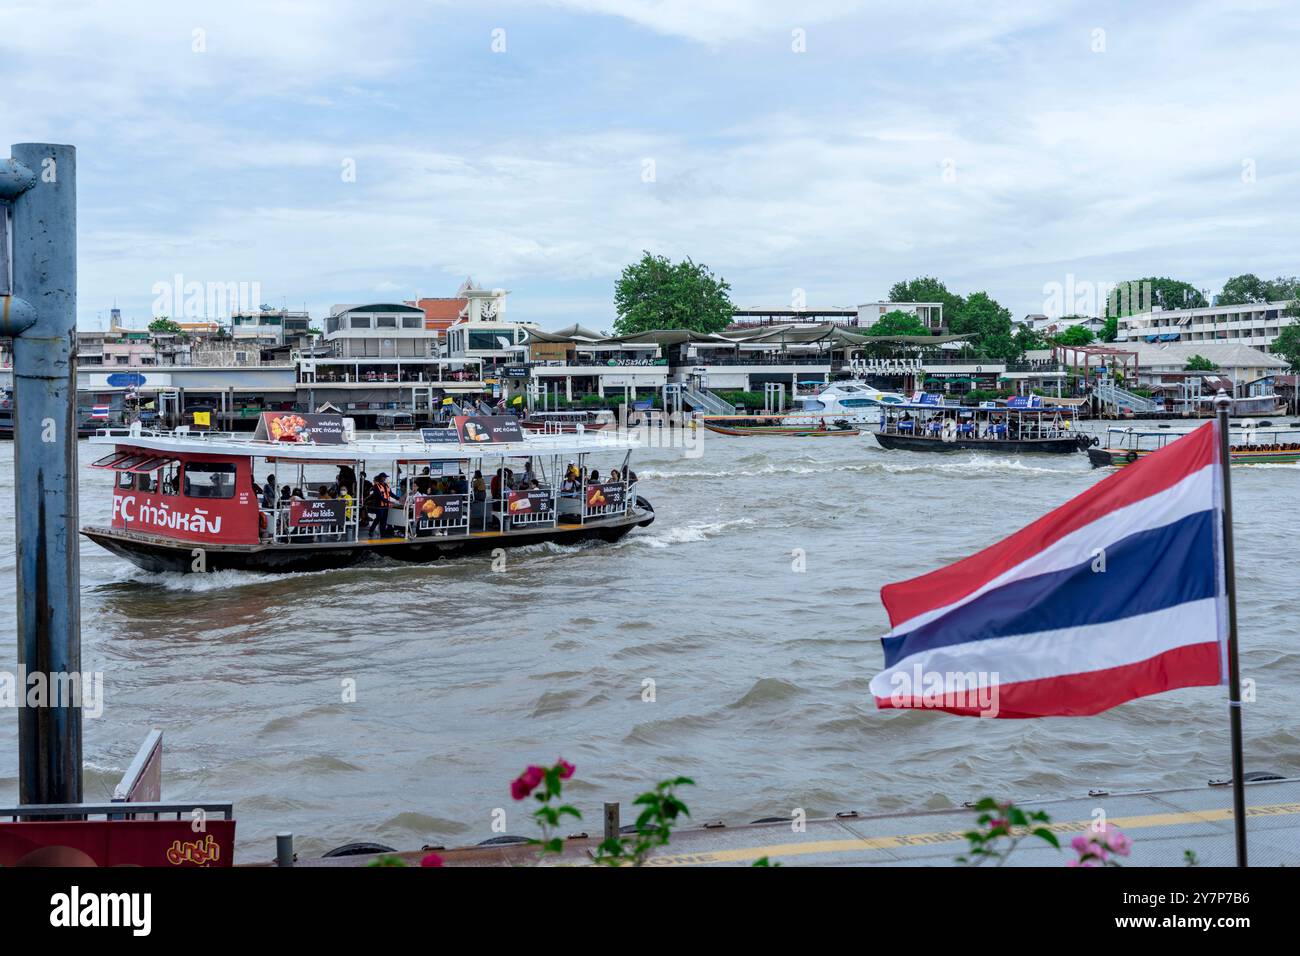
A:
1 143 82 805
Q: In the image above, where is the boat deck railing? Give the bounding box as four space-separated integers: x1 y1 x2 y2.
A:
256 481 639 545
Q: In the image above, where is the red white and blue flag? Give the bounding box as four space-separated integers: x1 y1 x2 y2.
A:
870 421 1228 718
90 404 111 420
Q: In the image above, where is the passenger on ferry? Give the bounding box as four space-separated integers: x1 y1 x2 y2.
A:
336 465 357 497
262 475 278 509
522 461 536 486
588 469 601 484
367 472 398 537
609 468 621 483
415 467 433 495
471 470 487 502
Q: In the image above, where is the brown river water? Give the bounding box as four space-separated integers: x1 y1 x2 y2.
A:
1 422 1297 860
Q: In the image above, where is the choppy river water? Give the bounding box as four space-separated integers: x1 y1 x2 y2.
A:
1 422 1297 859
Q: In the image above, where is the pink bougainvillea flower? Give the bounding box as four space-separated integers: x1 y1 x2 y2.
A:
511 764 547 800
1070 835 1091 854
557 759 575 780
421 853 444 868
1107 830 1133 857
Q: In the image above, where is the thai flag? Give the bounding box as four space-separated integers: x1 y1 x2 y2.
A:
870 421 1227 718
90 404 110 420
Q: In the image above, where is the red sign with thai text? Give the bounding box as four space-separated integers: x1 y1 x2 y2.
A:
0 820 236 867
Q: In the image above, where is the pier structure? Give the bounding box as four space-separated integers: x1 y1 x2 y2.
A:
1 143 83 804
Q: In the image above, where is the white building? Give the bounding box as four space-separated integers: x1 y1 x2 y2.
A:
1116 300 1297 352
856 301 945 332
444 288 537 363
1119 342 1287 391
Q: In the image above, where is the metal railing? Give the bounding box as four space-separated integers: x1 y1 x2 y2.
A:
0 800 235 822
681 386 735 415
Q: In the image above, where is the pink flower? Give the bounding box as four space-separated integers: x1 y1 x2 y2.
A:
511 764 547 800
557 759 575 780
420 853 444 868
1070 835 1091 854
1106 830 1132 857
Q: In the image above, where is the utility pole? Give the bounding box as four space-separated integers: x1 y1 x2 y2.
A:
0 143 83 805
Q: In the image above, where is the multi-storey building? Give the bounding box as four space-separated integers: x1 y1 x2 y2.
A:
1116 300 1296 352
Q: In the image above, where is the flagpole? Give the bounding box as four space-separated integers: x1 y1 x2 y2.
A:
1215 391 1248 867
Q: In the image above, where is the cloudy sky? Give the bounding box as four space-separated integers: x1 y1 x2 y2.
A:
2 0 1297 330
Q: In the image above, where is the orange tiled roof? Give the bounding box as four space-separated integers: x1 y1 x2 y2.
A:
409 297 467 331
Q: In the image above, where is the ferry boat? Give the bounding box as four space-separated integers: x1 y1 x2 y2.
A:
81 412 654 573
700 382 904 436
875 395 1094 455
699 417 860 437
519 410 615 433
1088 422 1300 468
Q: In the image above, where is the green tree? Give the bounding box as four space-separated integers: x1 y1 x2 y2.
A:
1107 277 1207 316
951 291 1019 360
1218 274 1300 305
613 252 733 336
1217 273 1270 305
1184 354 1220 371
149 317 181 334
1099 314 1119 342
1013 326 1046 353
1052 325 1095 346
887 276 965 323
1272 321 1300 370
868 309 931 336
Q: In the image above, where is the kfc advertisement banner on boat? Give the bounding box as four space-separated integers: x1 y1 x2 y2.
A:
288 499 346 528
584 483 626 510
454 415 525 444
111 458 259 545
411 494 465 529
254 412 347 444
506 489 552 515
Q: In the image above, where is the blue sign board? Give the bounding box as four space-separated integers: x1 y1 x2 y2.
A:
106 372 147 388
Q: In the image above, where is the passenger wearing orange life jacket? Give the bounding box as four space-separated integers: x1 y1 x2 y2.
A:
368 472 398 538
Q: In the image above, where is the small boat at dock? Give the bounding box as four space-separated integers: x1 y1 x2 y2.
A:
700 415 860 437
81 412 654 573
1088 422 1300 467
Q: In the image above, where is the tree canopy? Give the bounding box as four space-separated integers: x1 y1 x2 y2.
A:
868 309 931 336
148 317 181 334
1107 277 1207 316
887 276 965 320
950 291 1019 360
1184 354 1220 372
1272 322 1300 370
1052 325 1096 347
1216 274 1300 305
613 252 733 336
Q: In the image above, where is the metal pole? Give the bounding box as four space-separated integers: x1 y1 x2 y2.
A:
1215 392 1248 867
276 832 294 867
603 802 619 844
3 144 82 805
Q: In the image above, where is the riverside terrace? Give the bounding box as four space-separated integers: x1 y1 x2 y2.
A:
510 323 1071 400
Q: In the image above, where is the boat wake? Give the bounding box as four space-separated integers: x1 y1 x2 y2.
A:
632 517 755 549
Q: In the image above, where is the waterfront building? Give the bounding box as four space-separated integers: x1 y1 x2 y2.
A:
1120 341 1287 393
443 288 537 364
1116 300 1297 352
856 301 946 332
231 308 312 348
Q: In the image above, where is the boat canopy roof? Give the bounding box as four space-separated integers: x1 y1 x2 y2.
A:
89 427 641 464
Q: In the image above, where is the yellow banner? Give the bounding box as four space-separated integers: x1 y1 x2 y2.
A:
192 411 211 426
